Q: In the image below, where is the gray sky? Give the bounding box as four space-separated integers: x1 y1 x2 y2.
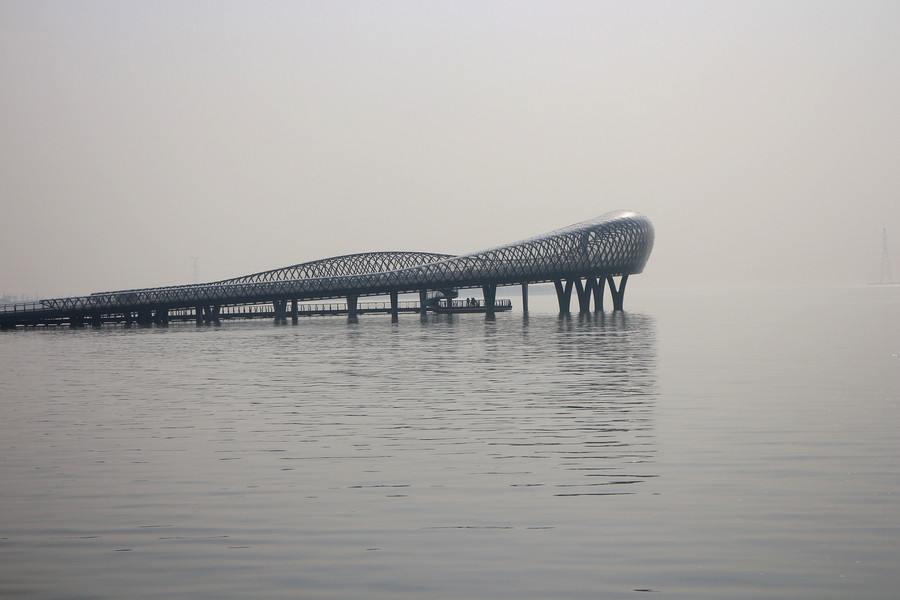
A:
2 0 898 298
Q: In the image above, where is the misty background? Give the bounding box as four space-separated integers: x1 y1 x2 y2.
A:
2 0 898 299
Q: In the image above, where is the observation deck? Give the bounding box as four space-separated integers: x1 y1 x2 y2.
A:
1 210 653 329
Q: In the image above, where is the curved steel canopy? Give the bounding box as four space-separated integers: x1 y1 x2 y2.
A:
42 210 654 312
216 251 457 285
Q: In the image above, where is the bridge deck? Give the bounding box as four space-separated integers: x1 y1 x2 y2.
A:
0 299 512 328
0 211 652 329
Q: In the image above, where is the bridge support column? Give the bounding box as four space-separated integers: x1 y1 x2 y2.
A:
273 299 287 324
482 284 497 317
347 295 358 320
291 299 299 324
521 283 529 312
69 314 85 328
137 308 153 327
606 275 628 311
418 290 428 317
199 305 220 325
154 307 169 326
90 311 103 328
195 306 203 325
390 291 399 322
574 278 596 313
123 311 134 327
594 277 605 311
554 279 574 313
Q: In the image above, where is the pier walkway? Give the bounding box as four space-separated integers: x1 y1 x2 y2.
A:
0 299 513 327
1 210 652 329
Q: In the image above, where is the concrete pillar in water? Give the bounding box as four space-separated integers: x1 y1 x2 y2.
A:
90 311 103 328
199 305 220 325
553 279 574 313
574 278 594 313
521 283 529 312
154 307 169 326
291 299 299 325
137 309 153 327
195 306 203 325
606 274 628 311
482 284 497 317
273 299 287 324
390 291 399 323
419 290 428 318
347 295 358 320
594 277 606 311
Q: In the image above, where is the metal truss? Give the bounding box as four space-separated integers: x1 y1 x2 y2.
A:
87 251 454 298
216 251 456 284
39 210 654 313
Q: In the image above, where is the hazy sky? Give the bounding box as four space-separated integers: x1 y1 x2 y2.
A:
2 0 898 297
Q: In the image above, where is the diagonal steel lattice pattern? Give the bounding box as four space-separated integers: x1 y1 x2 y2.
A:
40 210 654 312
89 252 456 295
215 251 457 285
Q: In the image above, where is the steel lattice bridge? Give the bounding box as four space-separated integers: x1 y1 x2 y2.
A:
0 210 654 329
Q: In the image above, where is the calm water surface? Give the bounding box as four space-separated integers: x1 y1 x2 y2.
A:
1 286 897 599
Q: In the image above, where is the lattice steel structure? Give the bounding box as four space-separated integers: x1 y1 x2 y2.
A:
90 252 455 295
216 251 457 285
2 210 653 327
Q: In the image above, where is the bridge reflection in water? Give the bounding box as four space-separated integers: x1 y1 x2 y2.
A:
0 210 653 329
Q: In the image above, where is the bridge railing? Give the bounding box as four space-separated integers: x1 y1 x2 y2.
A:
161 299 511 319
439 299 513 309
0 302 45 315
165 301 426 317
324 300 422 312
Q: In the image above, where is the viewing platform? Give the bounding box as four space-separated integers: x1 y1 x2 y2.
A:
0 298 513 328
0 210 652 330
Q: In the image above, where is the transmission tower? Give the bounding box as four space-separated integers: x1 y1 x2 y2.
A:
881 228 893 284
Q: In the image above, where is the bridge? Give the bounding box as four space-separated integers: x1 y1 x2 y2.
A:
0 210 654 329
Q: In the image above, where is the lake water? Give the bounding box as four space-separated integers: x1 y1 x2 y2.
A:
1 286 898 599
